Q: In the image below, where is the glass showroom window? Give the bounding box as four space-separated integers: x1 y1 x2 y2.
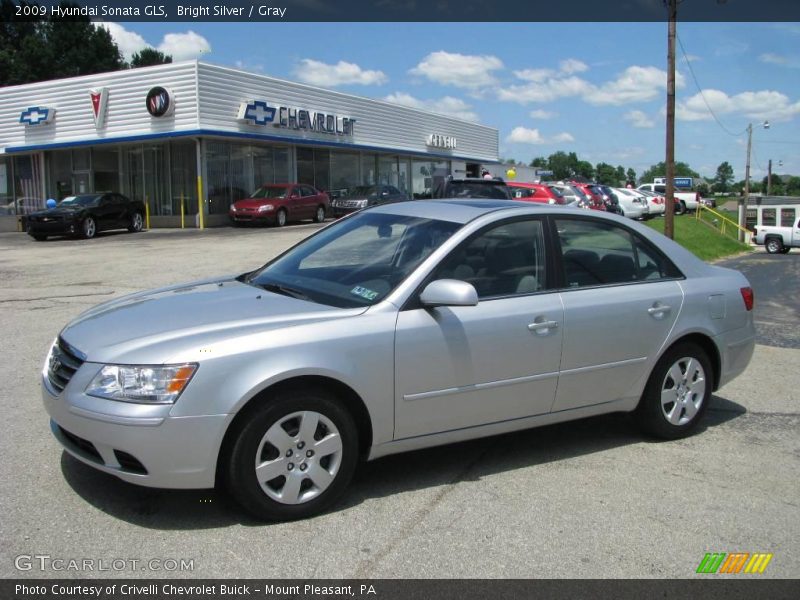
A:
170 141 198 216
378 155 399 187
361 154 377 185
329 151 359 197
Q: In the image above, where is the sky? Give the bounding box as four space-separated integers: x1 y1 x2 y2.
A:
100 21 800 182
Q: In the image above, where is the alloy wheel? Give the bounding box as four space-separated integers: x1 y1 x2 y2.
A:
660 356 706 426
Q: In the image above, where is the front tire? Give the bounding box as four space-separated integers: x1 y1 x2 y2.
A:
275 209 287 228
314 205 326 223
779 247 791 254
127 212 143 233
82 217 96 239
765 238 783 254
224 389 358 521
634 343 712 439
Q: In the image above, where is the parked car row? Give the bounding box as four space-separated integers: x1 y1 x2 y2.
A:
25 193 145 241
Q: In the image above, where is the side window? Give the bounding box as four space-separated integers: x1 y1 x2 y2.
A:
555 218 679 288
780 208 796 227
435 219 547 299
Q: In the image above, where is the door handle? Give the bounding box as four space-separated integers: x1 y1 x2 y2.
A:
528 320 559 334
647 303 672 319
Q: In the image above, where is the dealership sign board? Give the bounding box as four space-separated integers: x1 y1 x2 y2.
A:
238 100 356 136
89 88 109 129
427 134 457 149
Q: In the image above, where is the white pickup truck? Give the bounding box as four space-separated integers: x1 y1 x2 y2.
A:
753 204 800 254
637 183 700 214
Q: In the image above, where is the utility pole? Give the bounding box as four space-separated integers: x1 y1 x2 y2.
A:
664 0 677 240
740 122 752 242
767 159 772 196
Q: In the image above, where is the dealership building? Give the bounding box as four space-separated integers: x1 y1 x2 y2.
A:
0 60 499 229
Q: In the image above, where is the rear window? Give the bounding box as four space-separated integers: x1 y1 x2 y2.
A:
445 182 511 200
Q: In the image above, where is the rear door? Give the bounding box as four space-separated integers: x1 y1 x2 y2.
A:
552 216 684 412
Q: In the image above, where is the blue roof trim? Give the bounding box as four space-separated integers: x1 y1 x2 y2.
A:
4 128 494 163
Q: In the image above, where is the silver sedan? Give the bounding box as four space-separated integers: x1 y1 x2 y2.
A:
42 200 755 520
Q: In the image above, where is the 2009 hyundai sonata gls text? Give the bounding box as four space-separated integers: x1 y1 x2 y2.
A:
42 200 755 520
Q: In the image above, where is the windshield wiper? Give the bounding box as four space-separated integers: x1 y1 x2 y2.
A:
259 283 312 302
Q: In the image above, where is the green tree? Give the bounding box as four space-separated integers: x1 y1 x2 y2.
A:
529 157 548 168
640 161 700 184
130 47 172 68
713 161 734 193
0 0 125 86
626 167 637 184
696 182 710 197
595 162 618 186
785 176 800 197
615 165 626 184
546 151 576 180
763 174 784 196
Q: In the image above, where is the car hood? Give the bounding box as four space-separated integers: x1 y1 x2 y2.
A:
60 276 366 364
29 206 86 217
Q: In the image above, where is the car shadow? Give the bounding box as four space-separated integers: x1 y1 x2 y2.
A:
60 393 745 530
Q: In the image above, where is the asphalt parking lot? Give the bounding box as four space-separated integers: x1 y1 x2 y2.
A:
0 225 797 579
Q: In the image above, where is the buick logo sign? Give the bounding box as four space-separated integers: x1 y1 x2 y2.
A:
146 86 175 118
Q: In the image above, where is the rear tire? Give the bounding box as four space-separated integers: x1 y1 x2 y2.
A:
765 237 783 254
634 343 712 440
675 201 687 215
127 212 143 233
314 205 326 223
82 217 96 239
223 388 358 521
779 247 791 254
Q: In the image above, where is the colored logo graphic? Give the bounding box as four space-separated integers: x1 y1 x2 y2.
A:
20 106 55 126
89 87 109 129
238 100 277 125
696 552 773 574
146 86 174 117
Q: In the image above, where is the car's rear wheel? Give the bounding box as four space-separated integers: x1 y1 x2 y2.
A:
675 201 686 215
82 217 96 239
224 389 358 521
127 212 143 233
314 205 326 223
32 234 47 241
765 237 783 254
779 247 791 254
275 209 287 228
635 343 712 439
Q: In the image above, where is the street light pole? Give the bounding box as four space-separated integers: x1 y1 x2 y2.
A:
739 122 752 241
767 159 772 196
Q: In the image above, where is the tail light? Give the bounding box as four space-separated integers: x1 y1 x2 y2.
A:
740 287 754 311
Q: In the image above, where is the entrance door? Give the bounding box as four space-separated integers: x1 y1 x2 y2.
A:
72 171 91 195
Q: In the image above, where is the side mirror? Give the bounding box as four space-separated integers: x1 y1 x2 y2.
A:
419 279 478 308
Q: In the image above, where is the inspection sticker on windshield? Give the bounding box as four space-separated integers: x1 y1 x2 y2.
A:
350 286 379 301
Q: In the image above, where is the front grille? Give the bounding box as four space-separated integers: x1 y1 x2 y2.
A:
340 200 364 208
59 426 103 463
47 338 84 393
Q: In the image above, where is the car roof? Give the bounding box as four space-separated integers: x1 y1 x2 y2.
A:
367 198 554 223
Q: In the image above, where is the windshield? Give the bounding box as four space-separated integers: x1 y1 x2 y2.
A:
247 212 461 308
343 186 378 198
250 186 289 199
59 195 100 207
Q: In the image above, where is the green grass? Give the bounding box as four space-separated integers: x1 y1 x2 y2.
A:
644 216 751 261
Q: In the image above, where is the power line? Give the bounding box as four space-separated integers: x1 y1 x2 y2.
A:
677 34 748 138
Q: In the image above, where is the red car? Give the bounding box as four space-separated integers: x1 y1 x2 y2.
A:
229 184 329 227
506 182 566 204
570 183 606 210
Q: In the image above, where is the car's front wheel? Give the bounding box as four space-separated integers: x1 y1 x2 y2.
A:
224 389 358 521
275 209 287 228
635 343 712 439
82 217 96 239
314 205 326 223
128 212 143 233
779 247 791 254
765 237 783 254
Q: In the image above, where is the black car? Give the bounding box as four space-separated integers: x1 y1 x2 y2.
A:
330 184 409 217
435 177 512 200
25 193 145 241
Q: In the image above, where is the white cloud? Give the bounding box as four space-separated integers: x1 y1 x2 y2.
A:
759 53 800 68
157 31 211 61
506 127 574 145
98 23 210 61
624 110 656 128
529 109 558 120
98 23 147 59
293 59 387 87
498 75 594 104
514 68 556 82
409 51 504 89
383 92 479 122
559 59 588 74
677 89 800 122
587 66 685 106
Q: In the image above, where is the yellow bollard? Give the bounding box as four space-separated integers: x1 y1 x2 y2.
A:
197 176 204 230
180 194 185 229
145 197 150 230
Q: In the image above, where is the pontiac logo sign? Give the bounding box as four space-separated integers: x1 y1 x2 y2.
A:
89 87 109 129
427 134 457 149
146 86 175 118
20 106 55 126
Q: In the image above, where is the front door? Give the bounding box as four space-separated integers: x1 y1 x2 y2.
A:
394 218 562 439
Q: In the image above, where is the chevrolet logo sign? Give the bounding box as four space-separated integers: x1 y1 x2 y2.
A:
20 106 55 126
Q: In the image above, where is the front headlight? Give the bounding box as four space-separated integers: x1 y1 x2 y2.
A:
86 364 197 404
356 199 368 208
258 204 275 212
230 205 237 212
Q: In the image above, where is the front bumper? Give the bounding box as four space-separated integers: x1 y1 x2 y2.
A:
42 370 229 489
27 220 79 236
230 213 274 224
331 206 361 218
